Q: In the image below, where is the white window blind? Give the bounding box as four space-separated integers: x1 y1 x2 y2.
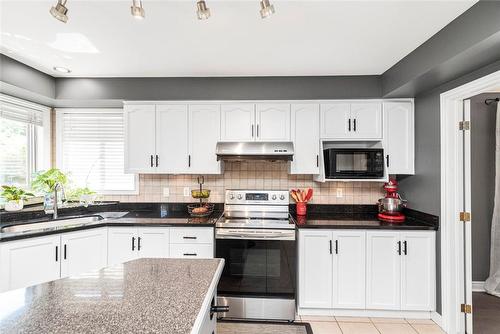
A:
0 95 45 126
59 110 136 193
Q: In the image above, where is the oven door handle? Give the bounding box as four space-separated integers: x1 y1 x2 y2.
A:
216 230 295 241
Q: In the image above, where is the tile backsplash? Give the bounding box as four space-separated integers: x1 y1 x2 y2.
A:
102 161 385 204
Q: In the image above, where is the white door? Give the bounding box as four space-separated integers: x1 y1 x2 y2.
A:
156 104 189 173
290 104 320 174
124 104 156 173
333 231 366 309
255 103 291 141
107 228 138 266
384 102 414 174
401 232 436 311
137 228 170 258
366 231 401 310
220 104 255 141
0 235 61 291
320 103 351 139
350 102 383 139
189 104 221 174
60 228 108 277
298 230 333 309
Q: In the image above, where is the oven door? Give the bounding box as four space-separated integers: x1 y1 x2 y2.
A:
215 229 296 299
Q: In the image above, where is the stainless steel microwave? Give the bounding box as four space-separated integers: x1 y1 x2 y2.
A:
323 148 384 179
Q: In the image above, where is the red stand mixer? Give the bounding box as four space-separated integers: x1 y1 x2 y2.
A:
378 179 407 223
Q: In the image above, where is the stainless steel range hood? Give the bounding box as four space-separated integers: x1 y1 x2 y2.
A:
216 142 294 161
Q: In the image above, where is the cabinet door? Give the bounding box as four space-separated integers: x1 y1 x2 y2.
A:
290 104 320 174
298 230 333 309
333 231 366 309
189 104 221 174
137 228 170 258
384 102 414 175
320 103 351 139
220 104 255 141
60 228 107 278
156 104 189 173
255 103 291 141
401 232 436 311
0 235 61 291
366 231 401 310
107 228 138 266
350 102 383 139
124 104 156 173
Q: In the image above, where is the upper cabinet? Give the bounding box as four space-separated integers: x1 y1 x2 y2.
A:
124 104 156 173
189 104 221 174
156 104 189 173
383 101 415 175
320 101 382 140
290 104 320 174
220 103 290 142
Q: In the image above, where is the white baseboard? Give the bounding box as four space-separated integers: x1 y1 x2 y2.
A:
297 308 431 319
472 281 485 292
430 312 443 328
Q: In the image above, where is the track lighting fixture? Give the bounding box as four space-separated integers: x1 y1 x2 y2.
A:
131 0 145 19
50 0 69 23
259 0 275 19
196 0 211 20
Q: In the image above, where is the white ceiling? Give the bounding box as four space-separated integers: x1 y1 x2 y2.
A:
0 0 477 78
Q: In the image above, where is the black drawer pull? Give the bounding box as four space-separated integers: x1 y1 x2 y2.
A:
403 240 408 255
329 240 332 254
353 118 357 131
335 240 339 254
150 155 154 167
132 237 135 251
397 241 402 255
348 119 351 131
55 246 58 262
138 237 141 251
183 236 197 240
183 253 197 256
64 244 67 260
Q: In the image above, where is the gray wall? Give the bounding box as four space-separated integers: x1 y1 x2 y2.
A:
470 93 499 281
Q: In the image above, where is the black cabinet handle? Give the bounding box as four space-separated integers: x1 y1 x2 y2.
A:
188 155 191 167
353 118 357 131
329 240 332 254
55 246 58 262
251 124 254 137
183 253 197 256
397 241 402 255
335 240 339 254
64 244 67 260
257 124 259 137
132 237 135 251
386 155 390 168
316 155 319 167
155 155 159 167
403 241 408 255
183 236 197 240
150 155 154 167
348 119 351 131
138 237 141 251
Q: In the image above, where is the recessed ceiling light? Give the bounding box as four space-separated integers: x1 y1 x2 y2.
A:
53 66 71 74
196 0 211 20
50 0 69 23
259 0 275 19
131 0 145 19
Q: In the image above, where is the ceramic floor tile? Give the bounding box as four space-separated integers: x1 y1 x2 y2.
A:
300 315 335 322
375 323 418 334
371 317 408 324
411 324 446 334
406 319 435 325
335 316 372 323
338 322 380 334
308 321 342 334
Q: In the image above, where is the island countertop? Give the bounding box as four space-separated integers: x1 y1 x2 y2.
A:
0 258 224 334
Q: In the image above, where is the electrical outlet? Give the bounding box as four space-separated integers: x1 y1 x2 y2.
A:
162 188 170 197
336 188 343 198
183 187 190 197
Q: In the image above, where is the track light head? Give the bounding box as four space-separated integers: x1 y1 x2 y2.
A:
196 0 211 20
259 0 275 19
131 0 145 19
50 0 69 23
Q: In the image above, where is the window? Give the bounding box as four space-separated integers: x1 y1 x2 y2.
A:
0 95 48 188
57 109 137 194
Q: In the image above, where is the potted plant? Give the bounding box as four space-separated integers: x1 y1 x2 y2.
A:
1 185 34 211
32 168 68 212
67 187 96 207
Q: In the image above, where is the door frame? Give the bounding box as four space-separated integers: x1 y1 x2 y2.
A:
440 69 500 334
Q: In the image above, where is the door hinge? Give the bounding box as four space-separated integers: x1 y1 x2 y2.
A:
459 121 470 130
460 212 471 222
461 303 472 314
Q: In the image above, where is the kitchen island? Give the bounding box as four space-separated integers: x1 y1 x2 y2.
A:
0 258 224 334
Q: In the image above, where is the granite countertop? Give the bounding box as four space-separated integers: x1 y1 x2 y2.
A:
0 258 224 334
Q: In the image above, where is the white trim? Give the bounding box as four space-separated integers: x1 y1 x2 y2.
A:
431 311 443 328
440 69 500 334
123 98 414 105
472 281 486 292
298 308 432 319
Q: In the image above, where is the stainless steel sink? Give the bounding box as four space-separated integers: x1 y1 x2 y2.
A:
1 215 104 234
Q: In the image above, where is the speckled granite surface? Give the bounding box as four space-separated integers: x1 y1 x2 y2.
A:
0 258 224 334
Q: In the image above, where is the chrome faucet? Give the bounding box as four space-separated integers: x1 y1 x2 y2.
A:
53 182 66 220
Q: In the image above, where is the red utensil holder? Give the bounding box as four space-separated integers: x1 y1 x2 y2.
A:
296 202 307 216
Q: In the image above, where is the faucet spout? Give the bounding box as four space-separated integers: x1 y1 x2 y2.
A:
53 182 65 220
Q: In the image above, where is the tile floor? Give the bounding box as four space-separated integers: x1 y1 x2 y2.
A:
297 316 445 334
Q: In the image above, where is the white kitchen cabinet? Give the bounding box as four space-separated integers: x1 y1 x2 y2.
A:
320 103 351 139
332 231 366 309
401 231 436 311
137 227 170 258
156 104 189 173
107 227 138 265
124 104 156 173
169 244 214 259
0 235 61 291
60 228 107 278
220 104 255 141
298 230 333 309
350 103 383 139
169 227 214 259
290 104 320 174
189 104 221 174
255 103 291 141
383 101 415 175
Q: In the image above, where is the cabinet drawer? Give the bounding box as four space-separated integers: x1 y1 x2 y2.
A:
169 227 214 244
169 244 214 259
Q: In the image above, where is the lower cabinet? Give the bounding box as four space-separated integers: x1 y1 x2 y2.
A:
169 227 214 259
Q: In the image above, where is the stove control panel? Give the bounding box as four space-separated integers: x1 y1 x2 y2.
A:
225 190 289 205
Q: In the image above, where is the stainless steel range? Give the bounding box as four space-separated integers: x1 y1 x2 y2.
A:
215 190 296 321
